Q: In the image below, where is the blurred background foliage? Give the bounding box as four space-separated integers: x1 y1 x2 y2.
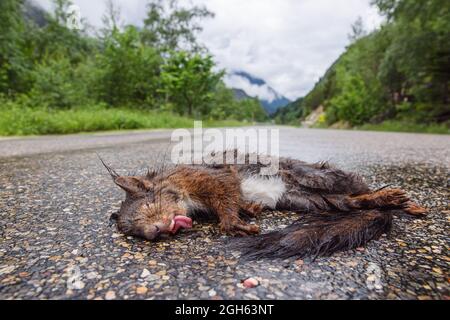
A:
275 0 449 132
0 0 448 135
0 0 268 135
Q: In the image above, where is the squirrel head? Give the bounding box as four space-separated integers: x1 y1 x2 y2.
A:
100 158 192 241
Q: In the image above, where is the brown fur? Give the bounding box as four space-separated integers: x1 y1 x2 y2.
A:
101 154 427 259
234 209 393 260
107 164 261 239
158 165 260 235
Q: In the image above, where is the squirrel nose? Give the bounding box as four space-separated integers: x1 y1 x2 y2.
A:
141 225 161 240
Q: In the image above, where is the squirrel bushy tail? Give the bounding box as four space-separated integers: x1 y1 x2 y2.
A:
234 209 393 260
233 187 427 260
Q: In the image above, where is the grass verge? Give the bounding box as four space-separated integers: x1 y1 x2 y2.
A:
357 120 449 135
0 105 246 136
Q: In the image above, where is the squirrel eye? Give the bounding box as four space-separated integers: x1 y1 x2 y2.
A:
146 191 155 203
166 189 180 200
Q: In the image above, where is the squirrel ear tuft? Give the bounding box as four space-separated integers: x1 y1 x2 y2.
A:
146 169 157 180
114 176 146 196
99 156 153 195
98 155 120 180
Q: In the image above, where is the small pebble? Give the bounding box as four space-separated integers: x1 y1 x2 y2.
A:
141 269 151 278
243 278 259 288
136 287 148 295
208 289 217 297
105 291 116 300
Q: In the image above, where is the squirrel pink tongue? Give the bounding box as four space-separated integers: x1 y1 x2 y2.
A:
170 216 193 234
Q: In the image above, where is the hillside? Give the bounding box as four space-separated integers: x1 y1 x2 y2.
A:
232 88 252 100
273 53 342 125
23 0 47 27
275 0 449 130
226 71 291 115
0 0 273 136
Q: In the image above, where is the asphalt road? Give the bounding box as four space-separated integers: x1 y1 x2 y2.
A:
0 127 449 300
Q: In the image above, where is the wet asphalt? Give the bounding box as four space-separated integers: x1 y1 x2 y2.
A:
0 127 448 300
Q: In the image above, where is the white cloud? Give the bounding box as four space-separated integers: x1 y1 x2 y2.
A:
34 0 147 29
195 0 383 100
34 0 383 100
224 74 277 102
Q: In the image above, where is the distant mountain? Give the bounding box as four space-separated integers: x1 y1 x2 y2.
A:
232 88 252 100
23 0 48 27
226 71 291 115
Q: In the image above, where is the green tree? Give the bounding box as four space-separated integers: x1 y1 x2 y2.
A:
142 0 214 52
209 82 236 119
0 0 28 95
279 0 449 127
160 51 223 116
209 83 268 121
348 16 367 43
95 26 162 107
100 0 123 39
235 98 268 122
29 55 90 109
31 0 92 64
373 0 450 121
21 0 97 108
328 70 379 126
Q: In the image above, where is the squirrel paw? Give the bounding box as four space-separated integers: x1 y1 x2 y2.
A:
220 219 260 236
380 189 410 207
241 202 263 217
352 188 409 208
403 201 428 217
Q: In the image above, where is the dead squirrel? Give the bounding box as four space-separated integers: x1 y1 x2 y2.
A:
102 151 427 259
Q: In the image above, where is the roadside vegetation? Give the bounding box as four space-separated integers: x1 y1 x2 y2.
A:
1 0 447 136
357 121 450 135
275 0 449 133
0 0 267 136
0 100 245 136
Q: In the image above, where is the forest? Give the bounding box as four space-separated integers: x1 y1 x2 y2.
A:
275 0 449 134
0 0 267 135
1 0 448 136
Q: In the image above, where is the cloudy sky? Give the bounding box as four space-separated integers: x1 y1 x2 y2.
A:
36 0 383 100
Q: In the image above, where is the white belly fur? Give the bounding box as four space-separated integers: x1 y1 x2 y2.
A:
240 176 286 209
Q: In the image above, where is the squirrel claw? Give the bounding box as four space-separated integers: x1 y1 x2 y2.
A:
403 201 428 217
241 203 263 217
220 220 260 237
